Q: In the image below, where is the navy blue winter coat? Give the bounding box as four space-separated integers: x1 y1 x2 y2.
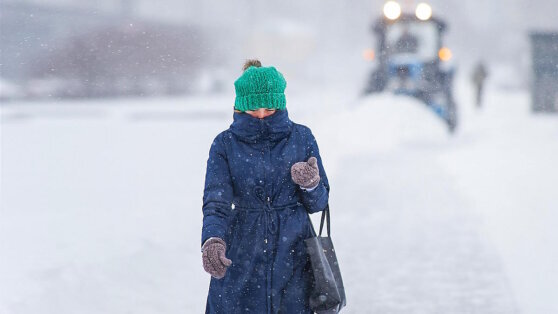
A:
201 109 330 314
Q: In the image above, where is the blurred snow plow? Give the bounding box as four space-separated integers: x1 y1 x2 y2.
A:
363 2 458 133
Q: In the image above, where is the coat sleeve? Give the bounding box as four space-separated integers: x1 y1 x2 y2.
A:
299 131 330 214
201 133 234 246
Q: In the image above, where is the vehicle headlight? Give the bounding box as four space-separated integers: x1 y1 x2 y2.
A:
363 49 376 61
383 1 402 20
438 47 452 61
415 3 432 21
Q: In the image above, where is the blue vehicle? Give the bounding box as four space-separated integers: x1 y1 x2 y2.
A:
364 2 457 132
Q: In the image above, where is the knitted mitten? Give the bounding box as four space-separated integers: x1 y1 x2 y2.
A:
291 157 320 189
202 237 232 279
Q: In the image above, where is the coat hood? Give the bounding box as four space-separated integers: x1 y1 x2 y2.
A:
229 109 293 143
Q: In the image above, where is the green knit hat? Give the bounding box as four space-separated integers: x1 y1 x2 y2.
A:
234 65 287 112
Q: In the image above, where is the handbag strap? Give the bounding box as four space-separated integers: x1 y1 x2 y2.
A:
307 204 331 238
318 204 331 237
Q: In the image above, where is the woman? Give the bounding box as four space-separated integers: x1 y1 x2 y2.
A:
201 60 330 313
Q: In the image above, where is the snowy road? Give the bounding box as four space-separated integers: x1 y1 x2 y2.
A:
1 82 557 313
333 148 517 313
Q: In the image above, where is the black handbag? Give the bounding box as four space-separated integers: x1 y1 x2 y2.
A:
305 205 346 313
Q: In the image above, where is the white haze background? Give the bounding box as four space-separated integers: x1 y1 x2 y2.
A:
1 1 557 313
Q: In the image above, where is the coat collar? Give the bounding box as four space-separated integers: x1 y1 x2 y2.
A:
230 109 293 143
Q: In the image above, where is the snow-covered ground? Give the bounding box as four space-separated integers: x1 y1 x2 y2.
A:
1 79 557 313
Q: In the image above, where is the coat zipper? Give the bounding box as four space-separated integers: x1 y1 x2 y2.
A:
262 136 273 314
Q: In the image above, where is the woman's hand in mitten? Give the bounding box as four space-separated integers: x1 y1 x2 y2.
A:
202 237 232 279
291 157 320 189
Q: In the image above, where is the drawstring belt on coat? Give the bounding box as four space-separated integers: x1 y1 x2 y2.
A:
236 202 299 234
236 186 300 235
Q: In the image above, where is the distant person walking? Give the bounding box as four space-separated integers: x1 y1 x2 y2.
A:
472 61 488 107
200 60 330 313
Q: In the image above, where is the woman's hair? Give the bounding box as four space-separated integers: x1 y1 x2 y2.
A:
242 59 262 71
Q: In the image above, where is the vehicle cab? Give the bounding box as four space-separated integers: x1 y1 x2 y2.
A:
364 1 457 132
